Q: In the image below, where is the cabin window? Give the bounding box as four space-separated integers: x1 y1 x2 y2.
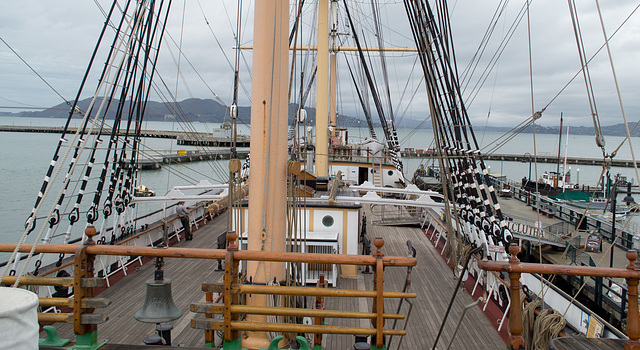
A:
322 215 334 227
387 170 394 176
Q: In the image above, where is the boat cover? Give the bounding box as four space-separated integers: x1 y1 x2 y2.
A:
0 287 39 349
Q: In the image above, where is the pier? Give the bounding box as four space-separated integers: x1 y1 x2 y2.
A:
0 125 250 147
418 165 638 329
491 178 639 329
401 150 638 168
137 150 248 170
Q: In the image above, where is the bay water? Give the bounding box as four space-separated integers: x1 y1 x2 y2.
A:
1 116 638 252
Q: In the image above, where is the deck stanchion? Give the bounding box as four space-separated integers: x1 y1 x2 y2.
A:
507 244 524 350
314 274 326 349
72 226 105 350
372 237 385 350
205 291 214 347
625 251 640 350
224 231 239 346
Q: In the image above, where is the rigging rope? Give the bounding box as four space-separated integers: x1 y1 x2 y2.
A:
343 0 402 171
0 37 73 109
568 0 606 155
594 0 640 187
3 0 180 283
401 0 521 271
3 0 142 282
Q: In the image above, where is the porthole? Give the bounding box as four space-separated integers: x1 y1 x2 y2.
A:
387 170 394 176
322 215 334 227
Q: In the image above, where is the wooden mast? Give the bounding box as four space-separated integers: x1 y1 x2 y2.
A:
315 0 329 177
244 0 289 348
329 0 338 138
555 113 563 188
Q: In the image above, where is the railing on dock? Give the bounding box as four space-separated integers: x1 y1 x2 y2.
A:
491 177 639 249
505 214 567 247
479 245 640 350
0 228 416 350
329 145 397 168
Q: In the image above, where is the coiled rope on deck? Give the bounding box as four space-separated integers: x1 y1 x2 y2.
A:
521 298 566 350
522 298 541 350
533 309 566 350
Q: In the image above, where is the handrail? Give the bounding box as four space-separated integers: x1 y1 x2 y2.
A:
0 243 415 267
191 303 405 320
478 244 640 350
0 227 417 350
188 232 416 349
202 283 415 299
1 276 73 286
0 228 110 349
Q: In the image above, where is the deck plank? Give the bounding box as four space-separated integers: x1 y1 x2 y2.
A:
362 205 505 349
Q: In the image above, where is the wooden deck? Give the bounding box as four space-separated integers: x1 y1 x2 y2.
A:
549 337 626 349
43 206 505 349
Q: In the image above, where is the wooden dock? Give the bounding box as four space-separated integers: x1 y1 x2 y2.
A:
401 150 638 168
3 125 636 167
43 207 505 349
0 125 250 147
137 150 248 170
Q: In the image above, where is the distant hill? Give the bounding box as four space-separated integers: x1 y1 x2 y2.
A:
6 98 377 128
475 123 640 137
4 98 637 136
399 119 640 137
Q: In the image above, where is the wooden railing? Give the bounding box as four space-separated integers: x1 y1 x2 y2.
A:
1 226 110 348
190 232 416 349
0 227 416 350
478 244 640 350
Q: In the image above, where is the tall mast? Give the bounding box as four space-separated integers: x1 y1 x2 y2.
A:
329 0 338 138
315 0 329 177
555 113 563 187
563 125 570 191
244 0 289 348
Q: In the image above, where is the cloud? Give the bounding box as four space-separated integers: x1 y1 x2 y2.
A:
1 0 639 129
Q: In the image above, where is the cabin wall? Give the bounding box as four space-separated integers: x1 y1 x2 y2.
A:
236 206 360 277
329 162 404 186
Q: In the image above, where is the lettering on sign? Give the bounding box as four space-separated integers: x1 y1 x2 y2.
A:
487 245 505 253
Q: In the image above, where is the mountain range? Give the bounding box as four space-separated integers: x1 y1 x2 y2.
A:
2 98 638 136
2 98 373 128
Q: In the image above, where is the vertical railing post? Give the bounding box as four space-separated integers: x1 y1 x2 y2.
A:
205 291 214 347
623 286 629 320
224 231 239 344
314 274 325 349
507 244 525 350
372 237 385 350
596 276 604 308
625 251 640 350
73 225 104 349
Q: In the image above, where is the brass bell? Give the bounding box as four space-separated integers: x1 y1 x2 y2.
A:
135 258 183 324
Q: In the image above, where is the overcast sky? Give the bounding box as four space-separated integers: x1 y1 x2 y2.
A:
1 1 639 128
